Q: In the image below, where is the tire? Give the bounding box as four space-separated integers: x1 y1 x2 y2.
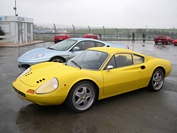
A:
148 68 164 91
155 42 158 44
49 57 65 63
66 81 96 112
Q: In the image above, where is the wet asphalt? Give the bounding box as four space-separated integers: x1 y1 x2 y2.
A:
0 41 177 133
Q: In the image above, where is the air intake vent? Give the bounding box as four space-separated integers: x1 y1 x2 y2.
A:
36 78 45 83
25 72 33 76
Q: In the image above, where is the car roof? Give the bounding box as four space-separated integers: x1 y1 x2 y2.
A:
84 33 96 35
68 38 113 45
69 38 99 41
87 47 133 54
158 35 169 37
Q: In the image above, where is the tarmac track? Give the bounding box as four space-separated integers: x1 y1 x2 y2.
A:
0 41 177 133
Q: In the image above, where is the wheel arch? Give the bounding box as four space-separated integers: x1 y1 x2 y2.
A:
154 66 165 76
150 66 165 77
66 79 100 101
49 56 66 62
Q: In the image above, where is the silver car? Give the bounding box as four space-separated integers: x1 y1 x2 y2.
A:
18 38 128 70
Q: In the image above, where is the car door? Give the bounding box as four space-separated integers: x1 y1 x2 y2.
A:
102 53 142 98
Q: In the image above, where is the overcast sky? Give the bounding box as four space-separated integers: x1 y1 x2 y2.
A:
0 0 177 29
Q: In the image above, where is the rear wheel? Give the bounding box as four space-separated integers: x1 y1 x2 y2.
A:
66 81 96 112
50 57 65 63
155 42 158 44
148 68 164 91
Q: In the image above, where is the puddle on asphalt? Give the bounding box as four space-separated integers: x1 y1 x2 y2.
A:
154 44 169 50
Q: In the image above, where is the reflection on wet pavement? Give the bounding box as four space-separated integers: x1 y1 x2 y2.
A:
0 41 177 133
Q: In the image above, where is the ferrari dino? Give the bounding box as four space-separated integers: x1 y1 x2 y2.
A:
12 47 172 112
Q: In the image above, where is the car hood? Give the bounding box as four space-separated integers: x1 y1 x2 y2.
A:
19 62 78 87
18 48 67 60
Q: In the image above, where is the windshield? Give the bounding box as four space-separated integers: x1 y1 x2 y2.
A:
67 50 108 70
48 39 77 51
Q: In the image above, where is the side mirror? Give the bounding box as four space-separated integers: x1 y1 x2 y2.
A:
73 46 80 51
107 65 113 71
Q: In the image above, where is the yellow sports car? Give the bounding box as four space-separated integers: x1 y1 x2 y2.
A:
12 47 172 112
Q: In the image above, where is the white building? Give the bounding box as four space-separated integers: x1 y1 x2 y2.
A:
0 16 33 44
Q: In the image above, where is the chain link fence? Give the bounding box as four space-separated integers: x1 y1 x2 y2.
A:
33 24 177 42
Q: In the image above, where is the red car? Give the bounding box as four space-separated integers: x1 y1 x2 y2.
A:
154 36 173 44
54 33 71 43
82 33 98 39
172 39 177 46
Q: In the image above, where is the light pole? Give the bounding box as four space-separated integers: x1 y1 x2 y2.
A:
13 0 18 16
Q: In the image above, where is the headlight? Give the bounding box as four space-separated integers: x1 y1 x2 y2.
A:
34 54 45 59
18 67 31 78
36 78 58 94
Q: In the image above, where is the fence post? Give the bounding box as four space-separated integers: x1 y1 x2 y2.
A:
72 25 75 37
115 28 118 40
53 23 56 34
103 26 105 39
88 26 90 33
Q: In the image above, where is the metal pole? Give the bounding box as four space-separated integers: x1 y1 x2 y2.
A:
103 26 105 39
72 25 75 37
13 0 17 16
15 0 16 16
127 29 129 39
115 28 118 40
53 23 56 34
88 26 90 33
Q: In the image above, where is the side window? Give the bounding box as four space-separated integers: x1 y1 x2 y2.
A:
104 56 116 70
133 54 144 64
74 41 94 51
74 42 84 51
83 41 94 50
96 42 105 47
115 54 133 68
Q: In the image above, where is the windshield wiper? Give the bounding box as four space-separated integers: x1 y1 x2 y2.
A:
71 60 81 69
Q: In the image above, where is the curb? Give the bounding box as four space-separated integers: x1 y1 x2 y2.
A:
0 41 45 48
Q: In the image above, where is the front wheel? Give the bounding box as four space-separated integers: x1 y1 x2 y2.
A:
166 41 170 45
66 81 96 112
148 68 164 91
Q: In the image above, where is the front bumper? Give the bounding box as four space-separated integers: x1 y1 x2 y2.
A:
12 79 66 106
18 58 49 70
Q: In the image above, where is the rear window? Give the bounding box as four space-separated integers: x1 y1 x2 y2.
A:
59 34 66 36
